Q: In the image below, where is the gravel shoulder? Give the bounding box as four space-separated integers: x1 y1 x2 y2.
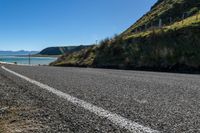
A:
0 72 48 133
0 66 129 133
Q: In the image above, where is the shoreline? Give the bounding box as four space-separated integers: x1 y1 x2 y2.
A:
0 55 57 66
18 54 60 58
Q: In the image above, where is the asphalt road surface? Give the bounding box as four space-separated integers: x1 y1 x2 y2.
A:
0 64 200 133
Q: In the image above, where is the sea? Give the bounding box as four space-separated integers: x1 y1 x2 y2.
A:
0 55 57 65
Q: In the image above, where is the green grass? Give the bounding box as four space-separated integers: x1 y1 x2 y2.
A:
125 12 200 39
52 46 97 66
123 0 200 36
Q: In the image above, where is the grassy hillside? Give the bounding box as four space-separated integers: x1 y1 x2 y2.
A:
92 13 200 71
51 0 200 72
50 46 96 66
38 45 90 55
123 0 200 36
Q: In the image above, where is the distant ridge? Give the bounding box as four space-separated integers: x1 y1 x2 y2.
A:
38 45 91 55
0 50 38 55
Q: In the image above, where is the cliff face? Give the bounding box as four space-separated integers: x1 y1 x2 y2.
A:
51 0 200 72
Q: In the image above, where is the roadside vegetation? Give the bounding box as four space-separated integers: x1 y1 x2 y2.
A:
51 45 96 66
126 12 200 39
51 0 200 72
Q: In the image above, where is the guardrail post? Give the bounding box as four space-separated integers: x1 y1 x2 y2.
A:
29 54 31 65
159 19 162 28
169 17 172 24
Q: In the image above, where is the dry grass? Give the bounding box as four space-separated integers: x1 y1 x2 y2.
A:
0 106 47 133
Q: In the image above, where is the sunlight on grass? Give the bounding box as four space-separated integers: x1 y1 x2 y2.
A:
125 12 200 40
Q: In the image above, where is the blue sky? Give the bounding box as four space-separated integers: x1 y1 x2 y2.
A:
0 0 157 51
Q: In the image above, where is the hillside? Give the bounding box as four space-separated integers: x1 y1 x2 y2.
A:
50 45 97 66
38 45 90 56
123 0 200 36
51 0 200 72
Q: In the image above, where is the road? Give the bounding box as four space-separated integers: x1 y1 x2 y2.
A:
0 64 200 133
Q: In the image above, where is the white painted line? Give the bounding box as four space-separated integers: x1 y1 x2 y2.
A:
0 61 15 65
0 61 38 66
1 66 159 133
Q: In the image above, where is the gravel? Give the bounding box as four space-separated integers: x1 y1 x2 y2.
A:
1 64 200 132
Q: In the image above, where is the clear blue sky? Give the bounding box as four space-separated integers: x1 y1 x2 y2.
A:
0 0 157 51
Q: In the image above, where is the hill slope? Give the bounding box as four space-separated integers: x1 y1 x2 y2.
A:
51 0 200 72
123 0 200 36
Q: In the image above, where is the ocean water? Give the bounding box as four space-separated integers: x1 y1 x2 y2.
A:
0 55 57 65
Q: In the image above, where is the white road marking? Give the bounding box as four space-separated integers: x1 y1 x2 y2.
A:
0 61 37 66
2 66 159 133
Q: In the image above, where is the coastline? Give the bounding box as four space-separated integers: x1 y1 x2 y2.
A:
14 54 59 58
0 55 57 66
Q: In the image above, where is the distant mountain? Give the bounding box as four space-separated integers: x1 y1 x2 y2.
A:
51 0 200 72
0 50 38 55
38 45 91 55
